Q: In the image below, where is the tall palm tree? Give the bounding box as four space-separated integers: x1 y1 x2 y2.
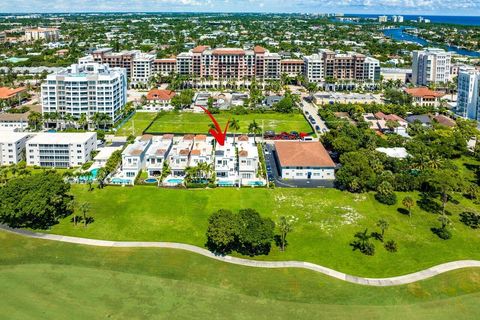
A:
230 118 240 145
79 202 91 228
248 120 261 143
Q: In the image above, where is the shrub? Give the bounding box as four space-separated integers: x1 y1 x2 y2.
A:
431 227 452 240
375 191 397 205
384 240 398 253
459 211 480 229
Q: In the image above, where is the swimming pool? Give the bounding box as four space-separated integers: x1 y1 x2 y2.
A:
90 168 99 178
145 178 158 184
218 180 235 187
247 181 265 186
165 178 183 185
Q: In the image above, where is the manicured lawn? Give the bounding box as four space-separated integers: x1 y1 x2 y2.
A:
47 185 480 278
1 231 480 319
145 111 312 134
115 112 157 136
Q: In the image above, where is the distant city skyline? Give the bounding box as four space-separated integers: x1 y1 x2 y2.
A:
1 0 480 15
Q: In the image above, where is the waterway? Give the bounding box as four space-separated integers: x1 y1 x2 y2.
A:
383 27 480 57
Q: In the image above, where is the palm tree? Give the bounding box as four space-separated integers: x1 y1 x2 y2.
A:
230 118 240 145
402 196 415 218
278 216 295 252
79 202 91 228
78 114 88 130
248 120 261 143
28 111 43 131
376 219 389 240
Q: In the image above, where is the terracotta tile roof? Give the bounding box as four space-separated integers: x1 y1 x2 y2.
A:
179 149 190 156
131 149 143 156
274 141 335 168
155 148 167 156
195 134 207 141
162 134 174 140
254 46 266 54
192 45 209 53
212 48 245 55
238 150 248 157
433 115 456 127
375 112 406 123
146 89 176 101
190 149 201 156
238 135 249 142
183 134 195 140
0 87 26 100
154 58 176 63
405 87 444 98
140 134 153 141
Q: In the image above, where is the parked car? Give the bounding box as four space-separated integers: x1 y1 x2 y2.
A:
315 125 320 131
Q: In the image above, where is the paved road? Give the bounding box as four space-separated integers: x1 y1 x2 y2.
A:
2 225 480 287
301 100 329 135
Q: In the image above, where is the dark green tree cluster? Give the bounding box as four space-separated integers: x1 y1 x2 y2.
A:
206 209 275 256
0 172 73 229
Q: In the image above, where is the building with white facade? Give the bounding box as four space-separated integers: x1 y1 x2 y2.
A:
26 132 97 168
189 135 213 167
169 135 194 177
145 134 174 177
237 135 260 183
456 66 480 120
412 48 452 86
215 137 237 185
0 133 31 165
274 141 335 180
378 16 388 23
41 62 127 126
131 52 155 86
121 135 152 179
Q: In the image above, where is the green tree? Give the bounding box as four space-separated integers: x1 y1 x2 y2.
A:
79 202 91 228
230 118 240 145
376 219 389 239
206 209 238 255
277 216 297 252
402 196 415 217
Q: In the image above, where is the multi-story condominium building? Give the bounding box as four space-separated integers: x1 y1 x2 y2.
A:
456 66 480 120
0 32 6 43
121 135 152 179
41 62 127 125
131 52 155 86
189 135 213 167
237 135 259 182
0 133 31 165
24 27 59 42
378 16 388 23
280 59 305 77
153 58 177 76
412 48 452 86
303 50 379 83
145 134 174 177
176 45 281 80
215 137 238 185
26 132 97 168
169 135 194 177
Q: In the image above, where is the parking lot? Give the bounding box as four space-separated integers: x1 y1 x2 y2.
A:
263 143 335 188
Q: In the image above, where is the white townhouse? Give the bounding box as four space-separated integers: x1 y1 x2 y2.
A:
41 62 127 126
274 141 335 180
145 134 174 177
189 135 213 167
236 135 260 183
168 135 194 177
121 135 152 179
0 132 31 165
214 137 238 185
26 132 97 168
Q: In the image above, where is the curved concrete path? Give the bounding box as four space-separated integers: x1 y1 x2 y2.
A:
2 225 480 287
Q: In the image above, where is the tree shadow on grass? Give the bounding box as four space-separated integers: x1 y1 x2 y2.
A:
274 235 289 250
397 208 410 216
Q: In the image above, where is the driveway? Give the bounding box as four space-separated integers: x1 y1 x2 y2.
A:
301 100 329 135
264 143 335 188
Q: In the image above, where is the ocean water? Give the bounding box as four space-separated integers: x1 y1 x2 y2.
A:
343 14 480 26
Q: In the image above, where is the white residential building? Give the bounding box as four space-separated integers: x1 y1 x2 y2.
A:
41 62 127 125
303 53 324 83
456 66 480 120
274 141 335 180
189 135 213 167
378 16 388 23
121 135 152 179
237 135 260 183
145 134 174 177
364 57 381 82
26 132 97 168
131 52 155 86
24 27 59 42
412 48 452 86
169 135 194 177
0 133 31 165
214 137 237 185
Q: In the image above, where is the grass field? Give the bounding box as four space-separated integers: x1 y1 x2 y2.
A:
47 185 480 278
115 112 157 136
1 231 480 319
144 111 312 134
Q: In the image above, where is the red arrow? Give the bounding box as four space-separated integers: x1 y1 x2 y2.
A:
199 106 229 146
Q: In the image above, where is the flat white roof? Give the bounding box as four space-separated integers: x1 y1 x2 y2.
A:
376 147 409 159
0 132 30 143
94 146 122 161
27 132 96 144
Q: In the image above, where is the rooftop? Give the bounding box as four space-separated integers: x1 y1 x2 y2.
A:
275 141 335 168
0 86 26 100
405 87 445 98
27 132 96 144
0 132 31 143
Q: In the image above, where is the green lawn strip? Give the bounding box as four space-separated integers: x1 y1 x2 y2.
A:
145 111 312 134
45 185 480 278
115 112 157 136
1 231 480 320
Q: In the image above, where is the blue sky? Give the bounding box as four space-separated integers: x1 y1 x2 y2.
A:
1 0 480 15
